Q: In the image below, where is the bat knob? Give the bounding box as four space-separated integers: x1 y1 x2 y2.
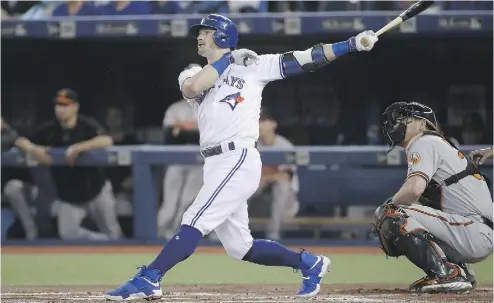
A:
360 37 370 48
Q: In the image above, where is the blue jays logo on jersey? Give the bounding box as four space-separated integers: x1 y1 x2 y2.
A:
219 92 244 111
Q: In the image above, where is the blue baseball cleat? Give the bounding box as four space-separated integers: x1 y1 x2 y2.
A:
295 250 331 297
105 266 163 301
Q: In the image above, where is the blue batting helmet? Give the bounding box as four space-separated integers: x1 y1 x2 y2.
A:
189 14 238 49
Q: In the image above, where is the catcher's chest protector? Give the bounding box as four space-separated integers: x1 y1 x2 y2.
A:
418 131 486 211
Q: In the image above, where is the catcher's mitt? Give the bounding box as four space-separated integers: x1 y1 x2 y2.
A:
371 198 407 257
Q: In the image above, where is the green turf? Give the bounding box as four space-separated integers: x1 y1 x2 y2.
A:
2 253 492 286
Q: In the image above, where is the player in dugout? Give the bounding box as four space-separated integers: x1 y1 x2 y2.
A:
249 107 300 241
158 83 203 240
1 117 40 239
13 89 122 240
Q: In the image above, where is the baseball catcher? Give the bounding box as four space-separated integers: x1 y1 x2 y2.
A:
373 101 493 293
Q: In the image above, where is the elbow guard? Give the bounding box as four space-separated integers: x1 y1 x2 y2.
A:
281 43 330 78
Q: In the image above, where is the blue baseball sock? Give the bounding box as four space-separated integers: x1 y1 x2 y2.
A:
148 225 202 275
242 239 309 270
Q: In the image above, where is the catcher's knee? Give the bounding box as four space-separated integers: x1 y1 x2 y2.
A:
375 215 408 257
376 215 456 278
376 214 433 257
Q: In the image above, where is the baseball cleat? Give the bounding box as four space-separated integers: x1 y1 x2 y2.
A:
409 276 434 292
104 266 163 301
420 265 472 293
458 262 477 289
295 250 331 297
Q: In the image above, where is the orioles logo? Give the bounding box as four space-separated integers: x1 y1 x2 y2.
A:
408 152 421 166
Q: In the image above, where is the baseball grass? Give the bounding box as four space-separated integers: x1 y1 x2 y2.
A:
2 253 493 286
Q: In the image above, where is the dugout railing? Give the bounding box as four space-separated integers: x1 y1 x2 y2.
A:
1 145 492 245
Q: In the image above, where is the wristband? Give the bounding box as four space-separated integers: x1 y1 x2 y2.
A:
211 52 234 75
331 37 357 57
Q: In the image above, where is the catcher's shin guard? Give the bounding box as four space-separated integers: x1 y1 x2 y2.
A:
375 212 459 279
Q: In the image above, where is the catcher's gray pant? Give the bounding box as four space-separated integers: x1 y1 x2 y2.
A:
157 165 203 239
249 179 299 239
54 181 122 240
402 204 493 264
3 179 39 240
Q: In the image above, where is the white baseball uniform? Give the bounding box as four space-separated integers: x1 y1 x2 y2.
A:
178 54 283 258
157 99 203 239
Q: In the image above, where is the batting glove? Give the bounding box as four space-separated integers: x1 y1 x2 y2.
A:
355 30 379 52
231 48 260 66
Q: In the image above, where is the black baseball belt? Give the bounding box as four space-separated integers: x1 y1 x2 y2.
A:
200 141 258 158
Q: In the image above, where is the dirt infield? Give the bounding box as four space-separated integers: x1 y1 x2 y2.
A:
2 246 492 302
2 285 492 302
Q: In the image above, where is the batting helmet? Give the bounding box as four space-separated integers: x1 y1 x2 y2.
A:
381 101 438 150
189 14 238 49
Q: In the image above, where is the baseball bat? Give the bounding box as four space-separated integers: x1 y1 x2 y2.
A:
360 1 435 47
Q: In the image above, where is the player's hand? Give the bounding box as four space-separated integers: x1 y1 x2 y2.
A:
183 65 202 74
121 177 133 191
383 197 398 208
230 49 260 66
178 121 197 130
469 147 494 165
30 146 52 165
355 30 378 52
65 144 82 166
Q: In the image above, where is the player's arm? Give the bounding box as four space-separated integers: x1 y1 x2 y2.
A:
282 31 378 78
69 118 113 153
70 135 113 152
13 121 55 164
181 50 260 98
391 141 440 206
0 119 44 154
181 66 222 98
16 121 55 152
392 175 428 206
470 146 494 165
257 31 378 82
1 118 20 150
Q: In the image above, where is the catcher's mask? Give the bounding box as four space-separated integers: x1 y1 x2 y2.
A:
381 102 438 152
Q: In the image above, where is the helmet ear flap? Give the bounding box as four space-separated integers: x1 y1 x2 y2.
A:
213 31 228 48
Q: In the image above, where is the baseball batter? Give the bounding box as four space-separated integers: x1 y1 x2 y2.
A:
157 93 203 239
106 14 378 300
373 101 493 293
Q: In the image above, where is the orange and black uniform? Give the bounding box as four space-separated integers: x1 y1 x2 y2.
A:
28 116 108 204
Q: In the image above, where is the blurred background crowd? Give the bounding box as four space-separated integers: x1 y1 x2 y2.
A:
1 0 493 19
1 1 492 243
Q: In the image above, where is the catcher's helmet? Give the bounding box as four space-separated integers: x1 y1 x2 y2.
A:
381 101 438 150
189 14 238 49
